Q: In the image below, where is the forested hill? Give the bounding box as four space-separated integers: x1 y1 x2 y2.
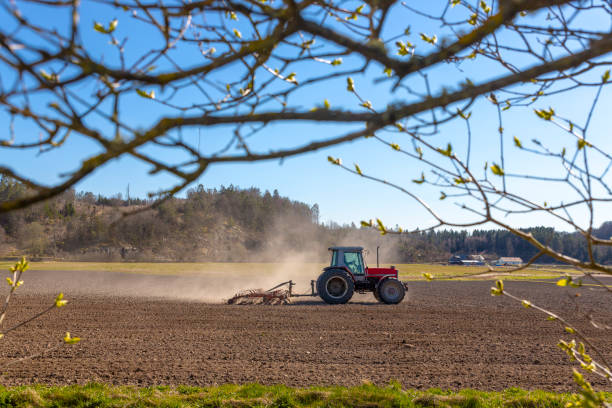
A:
1 177 611 264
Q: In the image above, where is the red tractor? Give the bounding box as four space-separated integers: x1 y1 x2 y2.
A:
316 246 406 304
227 246 407 305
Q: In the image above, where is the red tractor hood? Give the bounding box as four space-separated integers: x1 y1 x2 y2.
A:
366 267 398 278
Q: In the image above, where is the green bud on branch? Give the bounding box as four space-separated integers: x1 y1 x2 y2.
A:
490 280 504 296
327 156 341 166
136 89 155 99
55 293 68 308
490 163 504 176
346 77 355 92
93 19 118 34
534 107 554 120
63 332 81 344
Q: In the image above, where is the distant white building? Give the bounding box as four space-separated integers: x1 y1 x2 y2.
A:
448 254 486 265
494 257 523 266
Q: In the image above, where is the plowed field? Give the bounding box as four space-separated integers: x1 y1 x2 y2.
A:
1 270 610 391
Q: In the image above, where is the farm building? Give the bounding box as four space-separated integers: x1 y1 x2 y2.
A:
448 254 486 265
494 257 523 266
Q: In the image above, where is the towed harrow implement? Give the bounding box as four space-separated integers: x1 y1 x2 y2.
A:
227 280 315 305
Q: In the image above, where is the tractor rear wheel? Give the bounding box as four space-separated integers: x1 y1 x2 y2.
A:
377 279 405 304
316 269 354 304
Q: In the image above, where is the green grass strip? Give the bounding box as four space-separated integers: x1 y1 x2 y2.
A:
0 383 609 408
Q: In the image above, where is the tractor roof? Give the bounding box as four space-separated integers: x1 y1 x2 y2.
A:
328 246 363 252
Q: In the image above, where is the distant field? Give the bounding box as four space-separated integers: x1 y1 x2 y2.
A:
396 263 578 280
0 261 579 280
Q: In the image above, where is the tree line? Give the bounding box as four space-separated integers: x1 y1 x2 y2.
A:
0 176 610 264
395 226 612 264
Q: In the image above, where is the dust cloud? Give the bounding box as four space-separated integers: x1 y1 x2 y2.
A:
18 262 319 304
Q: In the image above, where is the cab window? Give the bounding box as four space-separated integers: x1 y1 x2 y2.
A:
331 250 338 266
343 252 364 275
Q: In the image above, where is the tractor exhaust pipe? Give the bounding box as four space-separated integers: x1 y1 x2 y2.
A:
377 246 380 268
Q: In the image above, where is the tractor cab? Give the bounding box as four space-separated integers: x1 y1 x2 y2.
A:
329 246 366 278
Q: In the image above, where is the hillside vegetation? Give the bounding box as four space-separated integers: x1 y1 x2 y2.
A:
1 177 612 263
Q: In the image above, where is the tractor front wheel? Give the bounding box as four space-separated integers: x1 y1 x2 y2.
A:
316 269 354 304
377 279 405 304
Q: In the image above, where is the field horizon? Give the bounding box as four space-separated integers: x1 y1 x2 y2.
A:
0 260 584 281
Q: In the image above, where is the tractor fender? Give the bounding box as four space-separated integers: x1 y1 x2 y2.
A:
375 276 393 289
322 265 355 281
318 267 353 286
375 276 407 287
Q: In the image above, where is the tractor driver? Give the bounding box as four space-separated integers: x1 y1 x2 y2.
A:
343 252 364 276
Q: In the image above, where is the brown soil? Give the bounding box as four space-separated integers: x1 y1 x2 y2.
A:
0 270 610 391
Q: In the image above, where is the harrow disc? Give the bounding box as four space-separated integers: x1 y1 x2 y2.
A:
227 289 291 305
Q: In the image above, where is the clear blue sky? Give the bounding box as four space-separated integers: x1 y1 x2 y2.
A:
1 1 611 232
